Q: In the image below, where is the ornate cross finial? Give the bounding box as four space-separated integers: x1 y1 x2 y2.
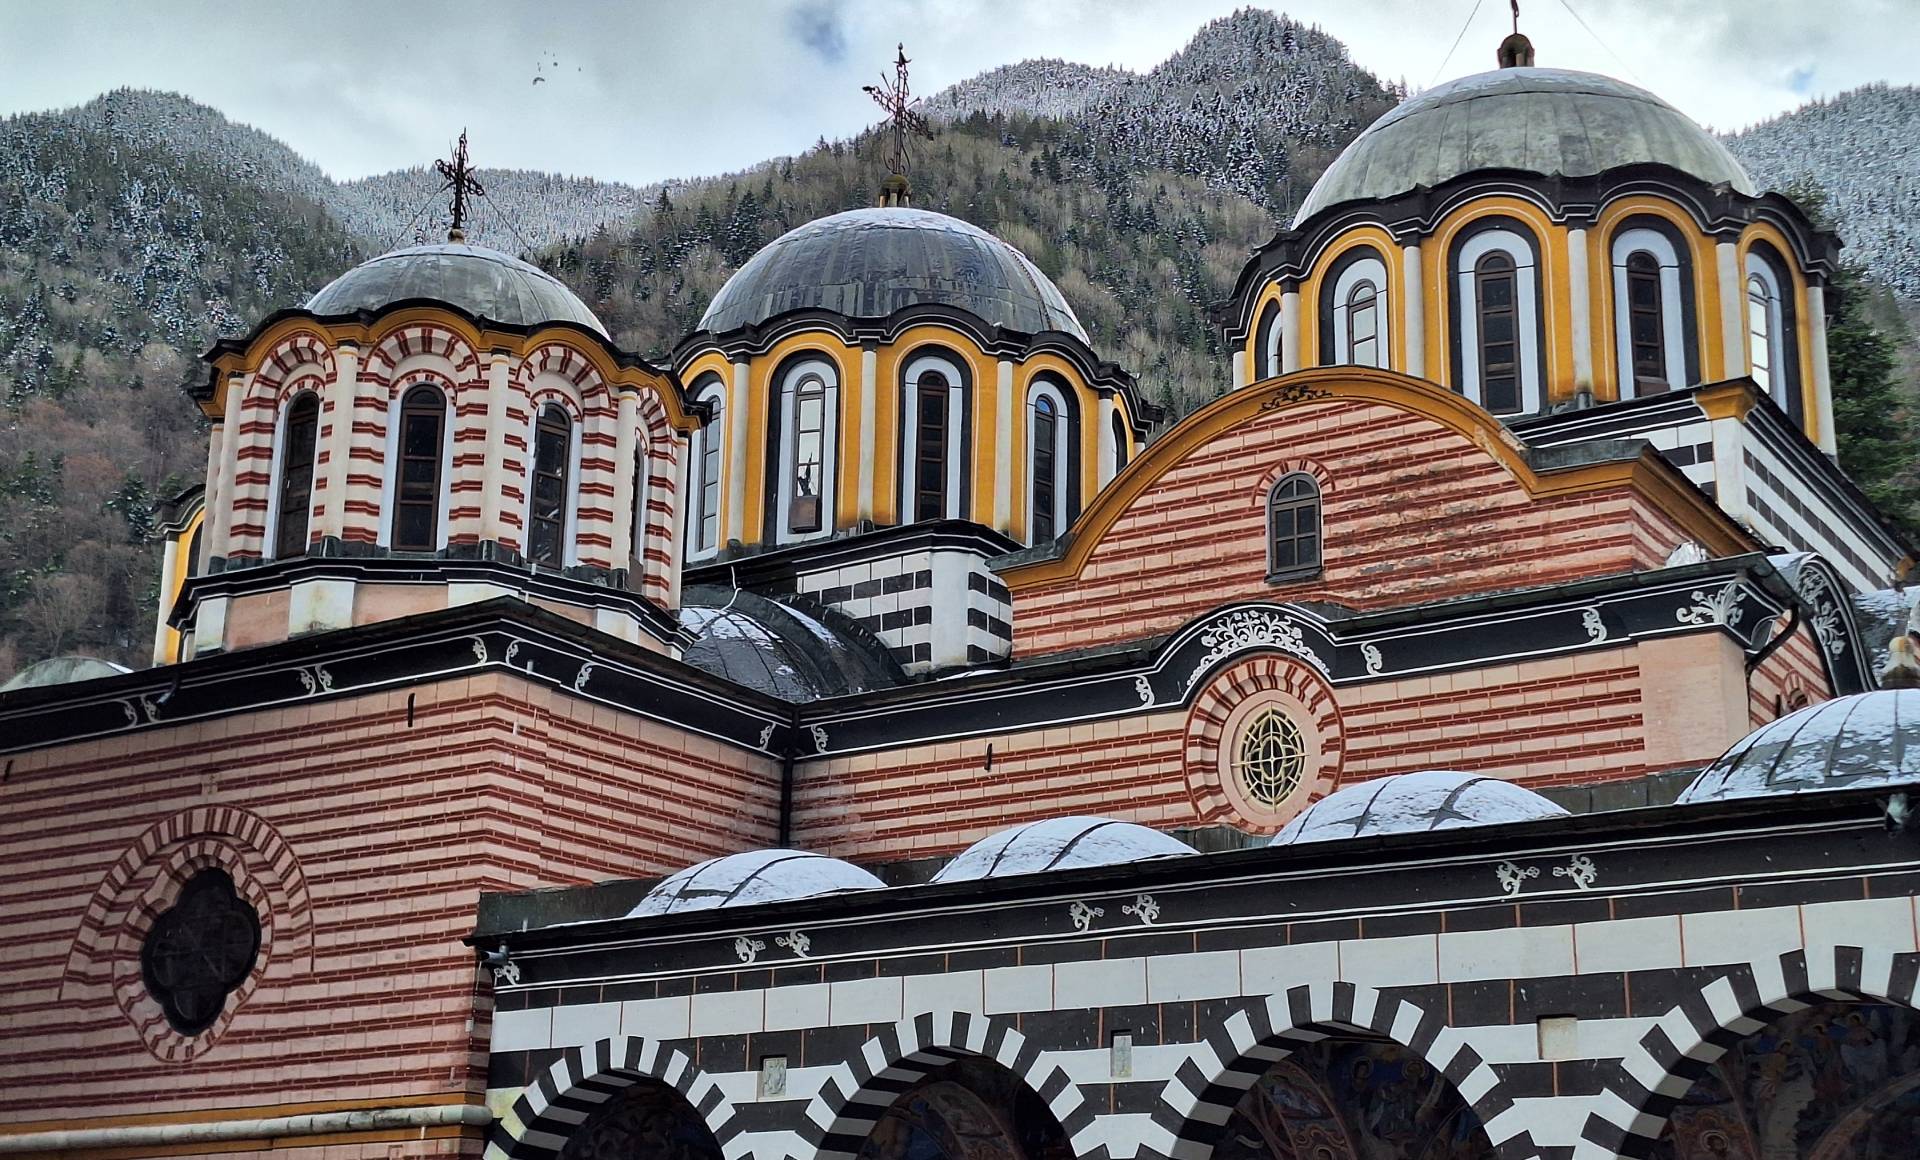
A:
862 43 934 206
433 129 486 242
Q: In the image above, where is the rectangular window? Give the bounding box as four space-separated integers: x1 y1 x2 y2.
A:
1627 258 1667 390
1032 407 1057 542
789 386 824 533
274 395 319 559
1476 263 1520 413
914 384 947 522
528 408 570 565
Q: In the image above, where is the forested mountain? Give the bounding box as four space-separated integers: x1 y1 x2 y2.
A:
1724 84 1920 299
0 7 1915 680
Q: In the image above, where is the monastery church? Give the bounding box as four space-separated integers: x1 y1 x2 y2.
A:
7 29 1920 1160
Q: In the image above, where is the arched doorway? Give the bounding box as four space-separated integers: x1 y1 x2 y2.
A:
556 1079 725 1160
1214 1036 1496 1160
856 1056 1074 1160
1653 1000 1920 1159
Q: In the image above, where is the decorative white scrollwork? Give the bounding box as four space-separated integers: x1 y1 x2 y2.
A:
775 931 811 958
1496 860 1541 896
758 723 776 750
489 946 521 987
1676 583 1744 631
1134 676 1154 706
733 936 766 964
573 662 594 691
1552 854 1599 890
120 700 142 727
1121 894 1160 926
809 725 829 753
1068 900 1105 933
504 641 522 668
1793 568 1848 659
1186 608 1328 690
1581 608 1608 643
469 636 489 664
295 664 334 696
1361 643 1383 676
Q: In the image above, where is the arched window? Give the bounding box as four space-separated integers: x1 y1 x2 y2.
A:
1254 300 1283 380
689 381 725 559
629 443 648 573
527 403 572 566
389 385 446 552
1324 251 1389 369
1610 224 1695 398
1267 472 1321 580
773 360 837 542
1030 397 1060 542
1453 224 1543 415
1744 245 1800 418
1747 272 1774 390
272 392 319 560
1110 410 1129 477
900 354 967 524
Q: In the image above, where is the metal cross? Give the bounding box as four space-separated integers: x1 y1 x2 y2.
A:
433 129 486 241
1511 0 1522 35
862 44 933 179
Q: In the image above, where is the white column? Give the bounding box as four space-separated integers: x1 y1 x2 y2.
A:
1280 291 1302 373
150 536 181 665
1096 394 1117 488
202 420 226 561
726 359 750 546
211 372 246 560
1401 243 1426 380
1716 241 1745 381
318 342 358 542
856 345 878 521
611 391 639 567
993 359 1015 533
478 351 512 544
1806 282 1838 455
1567 229 1593 392
1231 349 1250 390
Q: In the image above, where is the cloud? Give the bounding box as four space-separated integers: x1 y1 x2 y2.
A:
789 1 850 65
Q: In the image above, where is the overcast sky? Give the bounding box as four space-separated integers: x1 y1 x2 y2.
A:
2 1 1916 187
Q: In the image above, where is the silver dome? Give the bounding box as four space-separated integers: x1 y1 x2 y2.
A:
1679 691 1920 804
1295 67 1756 225
305 242 606 336
628 849 884 918
931 816 1196 884
0 655 131 692
700 208 1087 341
1271 771 1569 846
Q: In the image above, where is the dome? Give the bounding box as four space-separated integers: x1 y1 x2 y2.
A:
0 655 131 692
628 849 884 917
304 242 606 336
678 586 903 701
1294 67 1756 225
700 207 1087 341
1271 771 1569 846
931 816 1196 884
1679 691 1920 804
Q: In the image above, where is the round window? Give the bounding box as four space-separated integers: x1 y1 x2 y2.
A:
1230 707 1308 808
141 868 261 1035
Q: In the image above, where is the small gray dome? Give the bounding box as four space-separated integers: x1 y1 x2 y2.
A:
678 587 902 702
1271 771 1569 846
628 849 884 917
931 816 1196 884
1679 691 1920 804
700 208 1087 341
1295 67 1755 225
0 655 131 692
305 242 606 336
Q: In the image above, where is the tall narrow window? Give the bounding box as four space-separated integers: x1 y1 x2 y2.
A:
1032 395 1058 543
1255 300 1283 380
1347 280 1380 368
788 375 826 534
1267 472 1321 579
528 404 570 565
913 372 948 523
1111 411 1130 477
1747 272 1775 393
1626 252 1667 390
1474 252 1520 414
391 386 445 552
630 444 649 572
694 388 723 555
273 393 319 559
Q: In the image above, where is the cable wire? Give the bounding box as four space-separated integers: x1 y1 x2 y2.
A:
1556 0 1647 85
1430 0 1489 86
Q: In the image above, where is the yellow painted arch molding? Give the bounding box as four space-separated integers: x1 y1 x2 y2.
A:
999 365 1755 589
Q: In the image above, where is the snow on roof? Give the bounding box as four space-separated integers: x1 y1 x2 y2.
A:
628 849 885 917
931 816 1197 883
1679 690 1920 804
1271 771 1568 846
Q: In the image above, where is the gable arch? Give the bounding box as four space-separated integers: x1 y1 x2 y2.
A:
491 1034 745 1160
801 1009 1093 1160
1152 980 1537 1160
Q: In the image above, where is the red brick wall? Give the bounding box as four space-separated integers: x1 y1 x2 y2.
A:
0 672 777 1142
1012 398 1699 657
1747 620 1834 729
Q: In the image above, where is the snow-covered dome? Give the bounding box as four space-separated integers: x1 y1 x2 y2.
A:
0 655 131 692
679 587 901 701
305 242 606 336
700 208 1087 341
1294 67 1755 225
1679 691 1920 804
931 817 1196 884
628 849 885 917
1270 771 1569 846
